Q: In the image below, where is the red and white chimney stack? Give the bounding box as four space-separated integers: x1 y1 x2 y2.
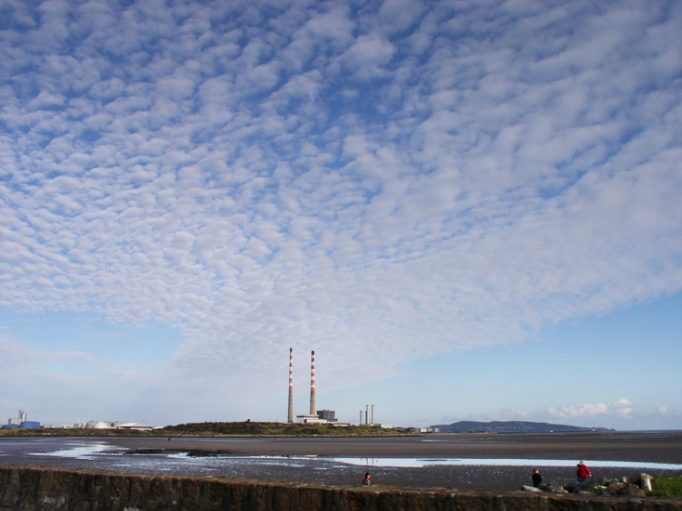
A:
309 350 316 416
287 347 294 423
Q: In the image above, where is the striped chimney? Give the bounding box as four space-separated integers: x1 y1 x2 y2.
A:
309 350 316 416
287 347 294 423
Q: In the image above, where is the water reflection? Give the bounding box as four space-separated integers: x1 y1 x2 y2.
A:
26 442 682 471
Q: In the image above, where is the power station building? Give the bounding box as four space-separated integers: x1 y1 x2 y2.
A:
3 410 40 429
316 409 337 422
288 349 339 424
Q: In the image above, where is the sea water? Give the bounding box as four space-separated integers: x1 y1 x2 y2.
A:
8 440 682 471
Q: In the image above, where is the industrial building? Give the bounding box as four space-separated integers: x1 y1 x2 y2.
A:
75 421 153 431
317 409 337 422
85 421 115 429
1 412 153 430
288 349 343 425
3 410 41 429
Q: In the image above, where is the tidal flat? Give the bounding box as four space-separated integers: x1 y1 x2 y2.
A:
2 431 681 491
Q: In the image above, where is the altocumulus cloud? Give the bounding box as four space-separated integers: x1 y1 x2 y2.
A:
1 0 681 421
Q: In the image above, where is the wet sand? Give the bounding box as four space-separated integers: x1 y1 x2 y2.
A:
105 430 682 461
98 431 682 490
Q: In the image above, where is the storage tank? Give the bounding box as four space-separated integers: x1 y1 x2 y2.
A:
19 421 40 429
85 421 111 429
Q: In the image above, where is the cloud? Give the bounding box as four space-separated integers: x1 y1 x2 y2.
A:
549 402 610 419
0 1 681 421
340 34 395 80
549 398 635 420
0 336 91 370
614 399 634 417
376 0 425 35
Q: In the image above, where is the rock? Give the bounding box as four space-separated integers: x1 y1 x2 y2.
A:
607 481 627 495
603 481 646 497
548 483 568 494
624 484 646 497
640 473 653 492
521 485 542 492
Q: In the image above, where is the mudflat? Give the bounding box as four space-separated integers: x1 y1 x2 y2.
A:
2 432 681 491
105 430 682 461
99 431 682 490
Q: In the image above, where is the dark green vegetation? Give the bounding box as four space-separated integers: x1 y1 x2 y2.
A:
161 421 403 436
0 421 403 437
651 475 682 497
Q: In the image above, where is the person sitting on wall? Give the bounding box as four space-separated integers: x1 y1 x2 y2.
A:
532 468 543 487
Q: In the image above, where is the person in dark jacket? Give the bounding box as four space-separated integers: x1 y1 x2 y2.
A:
532 468 543 487
362 471 372 485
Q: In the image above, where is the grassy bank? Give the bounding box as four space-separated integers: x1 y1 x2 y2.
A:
162 421 403 436
0 421 405 437
652 475 682 497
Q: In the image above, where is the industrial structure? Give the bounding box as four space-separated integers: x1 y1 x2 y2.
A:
77 421 153 431
317 409 337 421
309 350 316 416
2 409 153 431
287 347 294 423
288 348 340 425
3 410 40 429
359 404 376 425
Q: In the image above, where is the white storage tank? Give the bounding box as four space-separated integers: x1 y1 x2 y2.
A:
85 421 112 429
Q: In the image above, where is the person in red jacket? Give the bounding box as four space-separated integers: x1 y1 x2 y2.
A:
576 460 592 485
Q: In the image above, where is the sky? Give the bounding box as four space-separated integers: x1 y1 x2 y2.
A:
1 0 681 431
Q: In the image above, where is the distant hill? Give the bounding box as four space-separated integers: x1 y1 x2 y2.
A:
432 420 613 433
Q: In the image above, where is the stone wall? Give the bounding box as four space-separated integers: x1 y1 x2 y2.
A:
1 466 680 511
